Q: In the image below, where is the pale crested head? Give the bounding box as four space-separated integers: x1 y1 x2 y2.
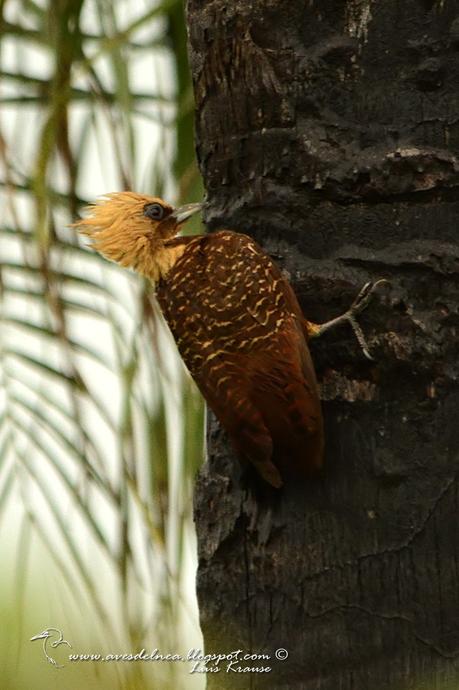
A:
72 192 202 281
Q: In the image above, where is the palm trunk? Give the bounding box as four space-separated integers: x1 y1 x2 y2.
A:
186 2 459 688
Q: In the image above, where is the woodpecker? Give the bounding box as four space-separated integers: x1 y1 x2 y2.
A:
75 192 385 488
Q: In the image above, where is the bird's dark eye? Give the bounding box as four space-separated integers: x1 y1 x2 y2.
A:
144 203 165 221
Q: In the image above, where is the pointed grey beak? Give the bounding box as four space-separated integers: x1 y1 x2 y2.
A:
30 632 48 641
170 202 202 224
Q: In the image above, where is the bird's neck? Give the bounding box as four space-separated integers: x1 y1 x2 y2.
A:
146 236 200 283
146 244 187 282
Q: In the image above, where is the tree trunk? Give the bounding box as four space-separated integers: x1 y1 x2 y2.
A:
186 2 459 688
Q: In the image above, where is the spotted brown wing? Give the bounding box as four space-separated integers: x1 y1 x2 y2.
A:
157 231 324 487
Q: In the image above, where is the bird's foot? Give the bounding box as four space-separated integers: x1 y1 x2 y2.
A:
311 279 390 360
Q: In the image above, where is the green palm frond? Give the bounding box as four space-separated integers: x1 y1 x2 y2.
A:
0 1 204 688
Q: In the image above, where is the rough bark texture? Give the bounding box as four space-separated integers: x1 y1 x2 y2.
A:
186 2 459 688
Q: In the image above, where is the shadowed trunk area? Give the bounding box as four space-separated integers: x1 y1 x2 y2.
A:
186 1 459 688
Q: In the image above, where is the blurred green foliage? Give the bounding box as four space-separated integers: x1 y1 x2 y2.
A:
0 1 204 688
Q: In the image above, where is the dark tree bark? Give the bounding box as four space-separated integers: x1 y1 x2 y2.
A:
185 2 459 688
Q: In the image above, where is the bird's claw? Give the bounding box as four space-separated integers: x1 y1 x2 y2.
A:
345 279 390 359
348 315 373 361
313 278 390 359
348 279 390 316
